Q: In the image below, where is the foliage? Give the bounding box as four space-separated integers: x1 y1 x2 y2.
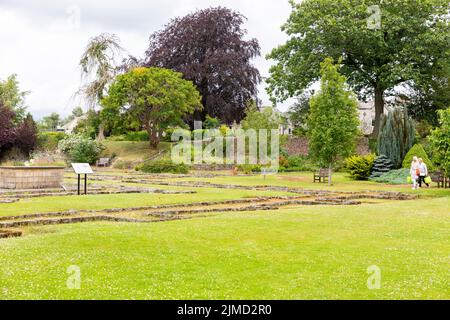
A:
377 108 415 168
236 164 262 174
37 132 68 151
204 115 220 129
267 0 450 136
0 74 29 124
369 168 410 185
61 107 84 127
15 114 38 155
143 7 261 125
370 155 395 178
0 103 17 151
430 109 450 175
402 144 433 171
101 67 202 149
136 159 189 174
406 58 450 125
78 33 124 108
219 125 230 137
282 155 316 172
58 134 105 164
39 112 61 131
307 58 360 184
345 154 375 180
73 110 101 139
287 92 311 136
241 104 282 132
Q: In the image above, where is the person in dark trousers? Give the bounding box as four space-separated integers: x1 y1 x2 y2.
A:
418 158 429 188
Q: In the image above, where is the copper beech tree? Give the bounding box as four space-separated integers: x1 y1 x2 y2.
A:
143 7 261 125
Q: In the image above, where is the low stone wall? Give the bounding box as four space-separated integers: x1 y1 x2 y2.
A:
0 166 65 189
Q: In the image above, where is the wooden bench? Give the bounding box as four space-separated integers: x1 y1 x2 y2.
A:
430 171 450 188
313 168 329 183
96 158 111 167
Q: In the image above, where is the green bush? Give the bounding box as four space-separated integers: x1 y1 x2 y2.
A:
37 132 67 151
284 155 316 172
58 134 105 164
402 144 433 171
136 159 189 174
236 164 262 174
369 168 410 185
345 154 375 180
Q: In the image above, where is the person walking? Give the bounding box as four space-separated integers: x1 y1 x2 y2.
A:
418 158 429 188
410 156 419 190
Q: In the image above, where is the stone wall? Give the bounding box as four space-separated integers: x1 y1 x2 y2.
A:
283 137 370 156
0 167 65 189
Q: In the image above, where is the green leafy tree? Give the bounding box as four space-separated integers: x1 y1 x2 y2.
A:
0 74 29 124
204 115 220 129
241 104 282 132
307 58 360 185
40 112 61 131
78 33 124 139
287 92 312 136
267 0 449 137
377 108 415 168
430 109 450 176
101 67 202 149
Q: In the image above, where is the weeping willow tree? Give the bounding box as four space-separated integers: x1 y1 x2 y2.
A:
377 108 415 168
78 33 124 140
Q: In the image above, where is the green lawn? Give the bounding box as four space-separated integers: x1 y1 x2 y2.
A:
102 141 171 161
0 172 449 299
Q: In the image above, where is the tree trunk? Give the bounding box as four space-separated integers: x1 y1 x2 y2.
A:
372 87 385 138
148 127 159 150
328 163 332 186
97 123 105 141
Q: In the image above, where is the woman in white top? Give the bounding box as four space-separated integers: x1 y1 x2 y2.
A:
418 158 429 188
410 156 419 190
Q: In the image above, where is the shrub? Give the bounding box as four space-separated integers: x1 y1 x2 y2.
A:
58 134 105 164
370 155 394 178
236 164 262 174
370 168 410 185
345 154 375 180
15 114 38 155
377 108 415 168
430 109 450 176
284 155 316 172
136 159 189 174
37 132 67 151
402 144 433 171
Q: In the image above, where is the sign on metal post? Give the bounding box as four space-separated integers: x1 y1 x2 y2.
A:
71 163 93 195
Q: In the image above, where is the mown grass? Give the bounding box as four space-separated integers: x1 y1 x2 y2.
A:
103 141 171 161
0 188 294 217
0 172 449 299
0 197 448 299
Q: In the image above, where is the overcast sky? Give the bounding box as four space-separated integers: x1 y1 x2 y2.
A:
0 0 296 120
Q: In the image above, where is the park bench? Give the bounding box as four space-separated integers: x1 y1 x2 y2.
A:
313 168 329 183
96 158 111 167
430 171 449 188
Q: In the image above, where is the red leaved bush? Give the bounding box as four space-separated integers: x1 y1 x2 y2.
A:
0 103 16 151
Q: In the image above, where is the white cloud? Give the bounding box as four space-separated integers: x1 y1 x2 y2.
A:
0 0 294 119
